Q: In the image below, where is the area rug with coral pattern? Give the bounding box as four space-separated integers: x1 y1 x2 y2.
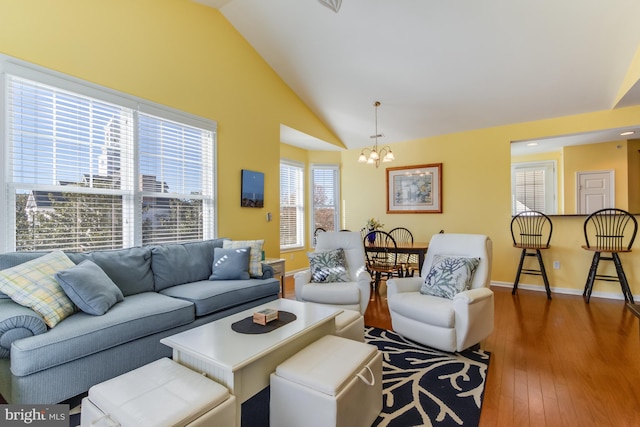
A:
69 326 490 427
366 326 490 427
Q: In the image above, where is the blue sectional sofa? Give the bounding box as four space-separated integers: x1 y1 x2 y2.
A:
0 239 280 404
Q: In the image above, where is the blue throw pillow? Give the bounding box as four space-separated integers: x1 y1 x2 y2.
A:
209 247 251 280
55 260 124 315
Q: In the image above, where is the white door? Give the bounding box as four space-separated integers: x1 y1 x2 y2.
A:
577 170 614 214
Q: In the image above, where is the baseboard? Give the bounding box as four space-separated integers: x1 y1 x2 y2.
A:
491 280 637 301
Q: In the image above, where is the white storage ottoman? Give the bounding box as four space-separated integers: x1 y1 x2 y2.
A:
81 358 236 427
270 334 382 427
334 309 365 342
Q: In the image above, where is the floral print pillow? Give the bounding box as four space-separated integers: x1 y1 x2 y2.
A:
308 248 351 283
420 255 480 299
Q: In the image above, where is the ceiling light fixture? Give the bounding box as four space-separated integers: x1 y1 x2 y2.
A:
620 131 635 136
358 101 395 168
318 0 342 13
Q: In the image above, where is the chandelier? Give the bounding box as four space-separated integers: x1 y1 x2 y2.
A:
358 101 395 168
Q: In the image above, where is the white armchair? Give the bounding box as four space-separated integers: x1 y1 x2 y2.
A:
295 232 371 315
387 233 494 352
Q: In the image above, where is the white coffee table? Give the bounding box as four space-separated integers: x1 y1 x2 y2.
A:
160 299 341 426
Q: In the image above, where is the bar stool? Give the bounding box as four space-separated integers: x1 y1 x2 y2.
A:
510 210 553 299
582 208 637 303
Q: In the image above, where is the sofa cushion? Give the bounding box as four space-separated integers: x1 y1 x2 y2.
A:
151 239 226 291
389 291 455 328
300 282 361 306
222 240 264 278
55 260 124 316
420 255 480 300
9 292 194 377
308 248 350 283
159 278 280 317
85 247 154 297
209 247 251 280
0 251 77 328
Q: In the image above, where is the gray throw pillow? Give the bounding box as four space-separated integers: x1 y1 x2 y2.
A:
209 247 251 280
420 255 480 299
55 260 124 315
308 248 350 283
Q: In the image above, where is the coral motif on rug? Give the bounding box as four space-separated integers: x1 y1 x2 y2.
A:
366 327 490 427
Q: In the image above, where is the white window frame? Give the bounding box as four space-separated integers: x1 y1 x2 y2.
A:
280 159 305 250
511 160 557 215
310 164 340 243
0 55 217 252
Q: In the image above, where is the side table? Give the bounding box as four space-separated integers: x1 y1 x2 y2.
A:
264 258 286 296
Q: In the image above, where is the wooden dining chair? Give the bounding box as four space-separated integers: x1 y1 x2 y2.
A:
582 208 637 303
363 230 402 291
388 227 419 277
510 210 553 299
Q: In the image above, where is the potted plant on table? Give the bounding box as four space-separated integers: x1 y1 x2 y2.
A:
365 218 384 244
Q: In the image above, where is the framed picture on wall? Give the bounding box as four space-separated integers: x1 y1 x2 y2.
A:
241 169 264 208
386 163 442 213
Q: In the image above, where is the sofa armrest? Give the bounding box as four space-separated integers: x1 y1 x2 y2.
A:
259 263 274 279
453 287 494 351
453 287 493 305
0 299 48 359
293 270 311 301
386 277 423 297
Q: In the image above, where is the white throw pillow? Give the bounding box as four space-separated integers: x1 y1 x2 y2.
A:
308 248 350 283
420 255 480 299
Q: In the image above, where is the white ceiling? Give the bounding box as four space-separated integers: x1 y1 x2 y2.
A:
195 0 640 151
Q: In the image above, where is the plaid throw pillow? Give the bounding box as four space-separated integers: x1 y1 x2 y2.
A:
0 251 76 327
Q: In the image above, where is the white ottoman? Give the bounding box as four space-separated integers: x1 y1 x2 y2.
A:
334 309 365 342
81 358 236 427
270 335 382 427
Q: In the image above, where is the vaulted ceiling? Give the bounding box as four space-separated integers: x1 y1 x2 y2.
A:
195 0 640 150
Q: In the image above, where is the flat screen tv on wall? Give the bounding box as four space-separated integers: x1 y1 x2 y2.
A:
241 169 264 208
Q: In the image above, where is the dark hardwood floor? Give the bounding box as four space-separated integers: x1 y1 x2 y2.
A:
284 277 640 427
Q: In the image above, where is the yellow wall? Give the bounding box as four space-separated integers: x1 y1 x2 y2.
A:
0 0 340 259
336 106 640 297
628 139 640 213
563 141 628 214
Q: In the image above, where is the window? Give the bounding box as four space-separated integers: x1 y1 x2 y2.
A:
280 160 304 249
1 57 216 252
311 164 340 236
511 161 556 215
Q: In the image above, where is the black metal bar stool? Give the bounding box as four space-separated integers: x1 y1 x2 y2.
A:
510 210 553 299
582 208 637 303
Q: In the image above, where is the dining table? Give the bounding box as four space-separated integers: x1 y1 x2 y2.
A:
364 241 429 274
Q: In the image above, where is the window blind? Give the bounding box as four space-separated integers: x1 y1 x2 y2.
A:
280 161 304 249
514 169 545 213
138 113 214 245
311 165 339 233
8 76 133 251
